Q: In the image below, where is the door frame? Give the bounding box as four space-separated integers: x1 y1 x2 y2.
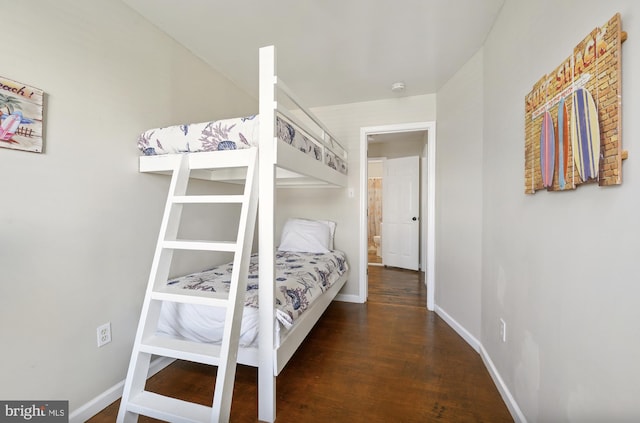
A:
359 122 436 311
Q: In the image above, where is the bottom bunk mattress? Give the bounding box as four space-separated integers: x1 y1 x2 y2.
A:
157 250 349 348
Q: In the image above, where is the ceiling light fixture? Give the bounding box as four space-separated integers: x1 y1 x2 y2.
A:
391 81 405 93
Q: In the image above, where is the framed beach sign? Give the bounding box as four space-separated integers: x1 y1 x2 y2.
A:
0 76 44 153
524 13 626 194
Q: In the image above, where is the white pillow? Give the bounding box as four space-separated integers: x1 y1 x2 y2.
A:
278 218 332 253
317 219 336 249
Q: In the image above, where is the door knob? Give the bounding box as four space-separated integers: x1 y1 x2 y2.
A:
412 217 418 221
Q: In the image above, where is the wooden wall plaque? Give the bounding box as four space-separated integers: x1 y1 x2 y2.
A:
0 76 44 153
524 13 625 194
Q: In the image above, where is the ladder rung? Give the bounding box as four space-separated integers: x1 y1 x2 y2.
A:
151 288 229 307
139 335 222 365
171 194 245 204
127 391 211 423
163 240 237 252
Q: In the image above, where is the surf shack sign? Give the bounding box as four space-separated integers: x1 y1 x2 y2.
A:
524 13 625 194
0 76 44 153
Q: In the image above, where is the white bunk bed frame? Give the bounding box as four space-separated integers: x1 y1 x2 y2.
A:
138 45 348 422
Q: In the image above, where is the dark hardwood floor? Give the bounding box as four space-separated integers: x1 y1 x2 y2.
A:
367 265 427 307
89 266 512 422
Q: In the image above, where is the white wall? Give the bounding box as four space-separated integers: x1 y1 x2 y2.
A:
368 137 425 158
277 95 436 298
368 160 383 178
435 50 484 341
481 0 640 421
0 0 255 413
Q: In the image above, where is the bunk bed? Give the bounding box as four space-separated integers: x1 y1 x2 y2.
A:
135 46 349 422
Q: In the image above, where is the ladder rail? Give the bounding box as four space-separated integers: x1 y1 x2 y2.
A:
150 154 191 297
211 148 259 421
119 154 191 423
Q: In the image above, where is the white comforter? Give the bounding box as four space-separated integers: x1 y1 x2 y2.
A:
157 250 348 347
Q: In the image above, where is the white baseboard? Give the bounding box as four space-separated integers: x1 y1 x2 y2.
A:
69 356 175 423
435 305 481 353
479 344 527 423
335 293 362 303
435 304 526 423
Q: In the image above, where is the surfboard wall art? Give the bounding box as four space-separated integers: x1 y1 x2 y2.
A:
524 13 626 194
540 111 555 188
571 88 601 181
557 97 569 189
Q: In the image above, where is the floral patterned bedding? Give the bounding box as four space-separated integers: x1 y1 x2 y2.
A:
137 115 347 175
166 250 348 330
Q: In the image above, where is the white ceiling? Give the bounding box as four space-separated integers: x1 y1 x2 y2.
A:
122 0 504 108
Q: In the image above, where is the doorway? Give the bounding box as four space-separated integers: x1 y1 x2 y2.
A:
367 158 384 266
368 154 420 270
359 122 436 311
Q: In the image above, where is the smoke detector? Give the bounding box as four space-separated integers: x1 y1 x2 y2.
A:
391 81 405 92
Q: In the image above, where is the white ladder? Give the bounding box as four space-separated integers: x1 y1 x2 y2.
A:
117 148 259 423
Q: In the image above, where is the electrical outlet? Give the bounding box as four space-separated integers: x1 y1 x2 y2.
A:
97 322 111 347
499 318 506 343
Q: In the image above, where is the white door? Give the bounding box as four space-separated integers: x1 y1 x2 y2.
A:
381 156 419 270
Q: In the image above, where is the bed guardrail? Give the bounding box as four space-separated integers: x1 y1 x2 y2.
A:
274 78 347 166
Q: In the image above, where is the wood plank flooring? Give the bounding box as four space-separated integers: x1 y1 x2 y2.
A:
368 248 382 265
89 266 512 422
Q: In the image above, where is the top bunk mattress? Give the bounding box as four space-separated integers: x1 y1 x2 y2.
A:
137 115 347 175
